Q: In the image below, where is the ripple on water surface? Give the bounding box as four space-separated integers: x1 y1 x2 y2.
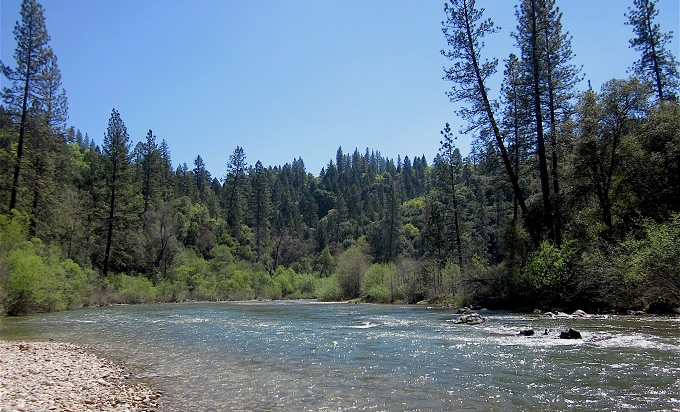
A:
0 302 678 411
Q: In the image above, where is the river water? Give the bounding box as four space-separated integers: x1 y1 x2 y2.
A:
1 301 678 411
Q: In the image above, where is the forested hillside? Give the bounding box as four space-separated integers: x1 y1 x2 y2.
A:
1 0 678 315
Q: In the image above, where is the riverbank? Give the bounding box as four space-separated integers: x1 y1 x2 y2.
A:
0 340 160 411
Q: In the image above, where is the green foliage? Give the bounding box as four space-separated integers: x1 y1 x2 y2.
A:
105 273 157 304
5 243 66 314
1 0 679 316
315 275 344 302
335 239 371 299
0 214 97 314
626 215 680 309
0 211 30 255
520 240 577 308
362 263 396 303
220 270 255 300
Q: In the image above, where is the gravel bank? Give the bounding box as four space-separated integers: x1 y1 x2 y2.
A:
0 340 160 411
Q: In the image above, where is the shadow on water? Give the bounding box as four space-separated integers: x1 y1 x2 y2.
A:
1 302 678 411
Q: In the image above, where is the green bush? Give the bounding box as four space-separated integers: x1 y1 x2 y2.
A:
315 274 344 301
362 263 396 303
156 279 189 302
5 244 66 314
626 214 680 310
520 240 577 308
222 270 256 300
106 273 157 304
336 239 371 299
297 273 317 298
273 266 299 297
56 258 94 309
252 270 282 300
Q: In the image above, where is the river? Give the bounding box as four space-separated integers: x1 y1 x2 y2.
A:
1 301 678 411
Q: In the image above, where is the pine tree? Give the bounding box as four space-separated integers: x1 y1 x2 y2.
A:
1 0 53 211
438 123 464 271
539 0 580 245
158 139 174 201
626 0 680 101
514 0 554 242
441 0 529 224
249 160 271 262
501 54 531 222
224 146 247 231
141 130 159 215
102 108 134 276
26 52 68 238
193 154 209 204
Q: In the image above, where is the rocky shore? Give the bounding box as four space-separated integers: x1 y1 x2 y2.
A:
0 340 160 411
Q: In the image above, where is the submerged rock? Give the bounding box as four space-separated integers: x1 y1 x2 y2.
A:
519 328 535 336
559 328 582 339
572 309 589 318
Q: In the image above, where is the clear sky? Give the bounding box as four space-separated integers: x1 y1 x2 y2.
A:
1 0 678 177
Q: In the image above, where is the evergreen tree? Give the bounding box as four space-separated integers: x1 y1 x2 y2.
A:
514 0 554 243
141 130 159 215
539 0 581 245
501 54 531 222
441 0 529 225
224 146 247 231
25 52 68 238
193 154 210 204
158 139 173 201
1 0 53 211
626 0 680 101
438 123 464 270
249 160 271 263
102 108 135 276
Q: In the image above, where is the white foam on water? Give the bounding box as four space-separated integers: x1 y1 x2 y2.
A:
347 321 378 329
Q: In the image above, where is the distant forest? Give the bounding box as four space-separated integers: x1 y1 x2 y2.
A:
1 0 678 315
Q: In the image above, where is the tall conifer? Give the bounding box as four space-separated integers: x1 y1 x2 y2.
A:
1 0 52 211
626 0 679 101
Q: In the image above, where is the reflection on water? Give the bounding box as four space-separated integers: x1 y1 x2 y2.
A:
1 301 678 411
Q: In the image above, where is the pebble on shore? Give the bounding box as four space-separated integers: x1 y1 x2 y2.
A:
0 340 160 411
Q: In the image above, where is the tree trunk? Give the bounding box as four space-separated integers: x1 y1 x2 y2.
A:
461 1 537 246
644 0 664 100
544 25 562 246
9 44 33 212
449 160 463 271
462 2 527 218
529 0 554 242
103 166 117 277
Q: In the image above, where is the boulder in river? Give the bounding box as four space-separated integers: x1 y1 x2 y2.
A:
453 313 486 325
457 307 473 315
572 309 589 318
519 329 535 336
559 328 582 339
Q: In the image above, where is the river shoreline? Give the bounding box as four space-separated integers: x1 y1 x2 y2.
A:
0 340 160 411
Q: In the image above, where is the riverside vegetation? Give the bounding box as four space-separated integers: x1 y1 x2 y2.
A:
1 0 679 316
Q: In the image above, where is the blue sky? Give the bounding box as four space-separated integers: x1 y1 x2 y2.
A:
1 0 678 177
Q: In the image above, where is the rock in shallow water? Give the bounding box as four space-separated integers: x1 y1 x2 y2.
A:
559 328 582 339
452 313 487 325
